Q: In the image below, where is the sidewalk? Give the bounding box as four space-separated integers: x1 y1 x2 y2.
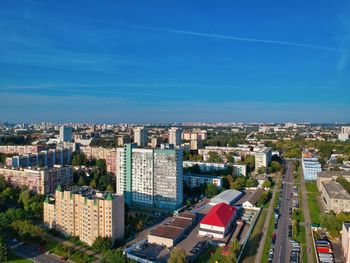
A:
254 179 279 263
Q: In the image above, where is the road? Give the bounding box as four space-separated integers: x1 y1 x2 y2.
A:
300 167 315 263
7 239 64 263
273 160 293 263
254 173 280 263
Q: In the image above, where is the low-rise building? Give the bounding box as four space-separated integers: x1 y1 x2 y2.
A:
199 203 237 239
302 158 322 180
44 186 124 246
242 188 264 208
233 164 247 176
210 189 243 206
0 165 72 194
183 161 227 172
318 180 350 213
342 222 350 263
184 174 222 189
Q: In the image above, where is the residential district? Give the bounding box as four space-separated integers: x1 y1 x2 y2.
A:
1 122 350 263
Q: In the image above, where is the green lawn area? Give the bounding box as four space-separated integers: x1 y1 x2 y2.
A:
302 244 307 263
5 250 31 263
307 194 321 225
194 245 226 263
293 225 306 244
305 182 318 193
241 210 267 263
292 209 304 222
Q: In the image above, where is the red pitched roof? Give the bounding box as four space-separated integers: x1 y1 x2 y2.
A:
200 203 237 227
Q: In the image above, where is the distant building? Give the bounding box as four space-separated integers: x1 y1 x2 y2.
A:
150 137 161 148
233 164 247 176
106 150 117 177
44 186 124 246
168 127 182 147
0 165 72 194
302 158 322 180
318 181 350 213
342 222 350 263
183 161 227 172
339 126 350 141
184 174 222 189
117 135 130 146
0 145 46 155
199 203 237 239
59 125 72 142
116 144 183 210
254 147 272 170
190 139 202 150
133 127 148 147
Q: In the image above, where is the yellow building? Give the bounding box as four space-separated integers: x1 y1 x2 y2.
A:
44 185 124 246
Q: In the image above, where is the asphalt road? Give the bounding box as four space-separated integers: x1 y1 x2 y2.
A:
273 160 293 263
7 239 64 263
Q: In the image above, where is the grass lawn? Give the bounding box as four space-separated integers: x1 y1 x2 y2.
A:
292 209 304 222
302 244 307 263
194 245 226 263
305 182 318 193
307 194 321 225
293 225 306 244
241 210 267 263
6 250 32 263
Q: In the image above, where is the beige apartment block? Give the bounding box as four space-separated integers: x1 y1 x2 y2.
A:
44 186 124 246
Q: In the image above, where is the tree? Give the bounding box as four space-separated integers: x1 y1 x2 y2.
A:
77 176 86 186
90 179 97 189
92 236 112 253
336 156 345 164
0 238 7 262
262 180 272 188
245 178 258 188
96 159 107 175
257 166 266 174
207 151 223 163
167 247 186 263
107 184 114 192
227 238 240 263
256 191 269 207
230 177 245 190
102 249 132 263
270 161 282 173
205 183 219 198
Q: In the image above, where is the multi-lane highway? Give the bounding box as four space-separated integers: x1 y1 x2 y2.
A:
273 160 294 263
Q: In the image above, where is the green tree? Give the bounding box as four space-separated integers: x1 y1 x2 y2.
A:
245 178 258 188
102 249 132 263
77 176 86 186
257 166 266 174
227 238 240 263
92 236 112 253
90 179 97 189
270 161 282 173
167 247 186 263
256 190 269 207
205 183 219 197
96 159 107 175
207 151 223 163
231 177 245 190
0 237 7 262
262 180 272 188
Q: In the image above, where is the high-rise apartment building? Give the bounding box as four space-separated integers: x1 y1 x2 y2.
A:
60 125 72 142
133 127 148 147
339 126 350 141
254 147 272 170
44 186 124 246
0 165 73 194
116 144 183 210
168 127 182 146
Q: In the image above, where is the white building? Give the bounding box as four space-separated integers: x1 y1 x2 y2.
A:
169 127 182 147
254 147 272 170
59 125 72 142
302 158 322 180
233 164 247 176
183 161 227 172
339 126 350 141
116 144 183 210
184 174 222 189
133 127 148 147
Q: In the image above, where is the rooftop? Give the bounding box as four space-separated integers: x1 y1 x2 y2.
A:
210 189 243 205
63 185 116 200
318 170 350 178
245 187 264 206
168 217 192 229
149 225 183 240
200 203 237 227
323 181 350 200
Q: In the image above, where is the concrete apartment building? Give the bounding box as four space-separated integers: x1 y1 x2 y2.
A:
0 165 73 194
59 125 72 142
342 222 350 263
44 186 124 246
183 161 227 172
339 126 350 141
233 164 247 176
317 171 350 213
254 147 272 170
0 145 46 155
133 127 148 147
168 127 182 146
184 174 222 189
302 158 322 180
198 145 253 162
116 144 183 210
6 148 71 168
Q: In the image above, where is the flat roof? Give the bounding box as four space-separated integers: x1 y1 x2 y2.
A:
149 225 183 240
323 181 350 200
168 218 192 229
178 212 196 221
210 189 243 205
318 170 350 178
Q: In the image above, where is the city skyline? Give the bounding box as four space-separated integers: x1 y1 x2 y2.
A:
1 1 350 123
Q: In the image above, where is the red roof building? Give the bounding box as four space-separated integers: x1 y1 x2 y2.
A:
199 203 237 239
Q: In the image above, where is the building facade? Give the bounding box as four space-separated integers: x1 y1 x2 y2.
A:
60 125 72 142
233 164 247 176
184 174 222 189
168 127 182 146
44 186 124 246
342 223 350 263
302 158 322 180
0 165 73 194
116 144 183 210
254 147 272 170
133 127 148 147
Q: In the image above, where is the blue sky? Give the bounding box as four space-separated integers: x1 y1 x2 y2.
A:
0 0 349 123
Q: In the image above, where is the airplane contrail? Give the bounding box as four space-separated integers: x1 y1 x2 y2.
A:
132 25 340 51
